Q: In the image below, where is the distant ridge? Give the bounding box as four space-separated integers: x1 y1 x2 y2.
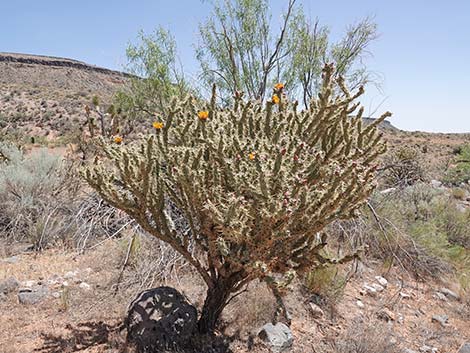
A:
0 52 131 77
362 117 399 132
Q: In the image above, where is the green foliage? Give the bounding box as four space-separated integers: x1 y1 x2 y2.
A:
0 144 71 248
305 264 347 305
197 0 378 103
116 27 191 117
84 64 390 332
284 15 378 107
444 144 470 185
368 183 470 281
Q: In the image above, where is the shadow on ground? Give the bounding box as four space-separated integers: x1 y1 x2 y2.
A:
35 321 122 353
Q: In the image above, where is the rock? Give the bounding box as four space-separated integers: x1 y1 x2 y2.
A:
403 348 417 353
125 287 198 352
258 322 293 353
47 275 63 286
400 292 411 299
397 314 404 324
2 255 19 264
419 345 437 353
430 180 442 188
363 284 378 296
433 292 448 301
0 277 19 294
376 308 395 322
458 343 470 353
79 282 91 291
308 303 324 319
371 283 385 292
380 187 397 194
63 271 78 280
51 291 61 299
356 300 365 308
431 314 448 327
0 292 6 302
23 280 37 288
375 276 388 287
18 285 49 305
438 287 460 301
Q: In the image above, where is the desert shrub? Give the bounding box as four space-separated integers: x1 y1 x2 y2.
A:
0 143 73 247
366 183 469 279
304 264 347 309
444 144 470 185
0 144 131 249
434 199 470 248
451 187 467 200
381 146 426 187
327 321 398 353
84 64 390 334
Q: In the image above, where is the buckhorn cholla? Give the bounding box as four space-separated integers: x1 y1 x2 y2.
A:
83 64 391 334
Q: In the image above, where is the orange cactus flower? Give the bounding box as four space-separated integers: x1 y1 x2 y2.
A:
198 111 209 120
152 121 164 129
272 95 280 104
274 83 284 90
249 152 256 160
113 136 123 144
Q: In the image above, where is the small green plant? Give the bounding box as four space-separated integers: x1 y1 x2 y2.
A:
452 187 467 200
305 264 347 306
444 144 470 185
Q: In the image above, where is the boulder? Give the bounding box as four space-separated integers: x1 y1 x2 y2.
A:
458 343 470 353
431 314 448 327
376 308 395 322
371 283 385 292
79 282 91 291
258 322 293 353
2 256 19 264
18 285 49 305
438 287 460 301
308 303 324 319
375 276 388 287
0 277 19 294
125 286 198 351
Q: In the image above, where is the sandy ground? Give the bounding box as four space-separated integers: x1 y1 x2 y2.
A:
0 237 469 353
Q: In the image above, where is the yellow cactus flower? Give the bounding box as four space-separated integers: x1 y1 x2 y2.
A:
274 83 284 90
113 136 123 144
152 121 164 130
249 152 256 160
198 111 209 120
272 95 280 104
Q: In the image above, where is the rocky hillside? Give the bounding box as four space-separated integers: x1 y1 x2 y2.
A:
0 52 128 140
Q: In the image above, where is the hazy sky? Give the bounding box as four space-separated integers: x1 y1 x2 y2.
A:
1 0 469 133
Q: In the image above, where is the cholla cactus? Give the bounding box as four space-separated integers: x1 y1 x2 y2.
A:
84 64 391 334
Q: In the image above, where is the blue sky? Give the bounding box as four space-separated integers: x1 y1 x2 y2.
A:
1 0 469 133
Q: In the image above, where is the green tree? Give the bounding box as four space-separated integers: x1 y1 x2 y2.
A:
283 15 378 108
115 27 191 117
197 0 296 102
84 64 391 334
196 0 378 104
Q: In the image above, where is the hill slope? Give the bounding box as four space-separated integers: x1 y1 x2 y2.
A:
0 52 128 140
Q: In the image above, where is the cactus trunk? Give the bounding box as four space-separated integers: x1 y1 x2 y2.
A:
197 273 244 334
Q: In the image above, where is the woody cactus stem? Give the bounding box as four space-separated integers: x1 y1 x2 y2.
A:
83 64 391 334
